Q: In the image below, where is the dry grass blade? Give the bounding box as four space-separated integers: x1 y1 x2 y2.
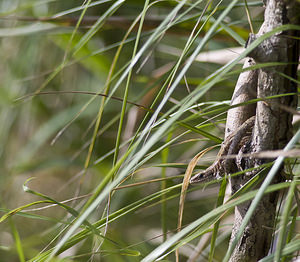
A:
176 145 218 261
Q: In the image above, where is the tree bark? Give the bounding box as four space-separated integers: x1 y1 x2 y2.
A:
226 1 300 261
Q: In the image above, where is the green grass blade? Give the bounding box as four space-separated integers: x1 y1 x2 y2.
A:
113 0 150 167
274 176 299 261
260 238 300 262
72 0 125 56
161 132 173 242
208 177 227 261
9 218 25 262
52 0 112 18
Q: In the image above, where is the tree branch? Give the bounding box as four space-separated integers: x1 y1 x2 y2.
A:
227 1 299 261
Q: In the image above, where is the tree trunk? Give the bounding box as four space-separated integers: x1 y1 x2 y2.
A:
226 1 300 261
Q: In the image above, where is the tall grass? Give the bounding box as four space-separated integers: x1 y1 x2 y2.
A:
0 1 299 261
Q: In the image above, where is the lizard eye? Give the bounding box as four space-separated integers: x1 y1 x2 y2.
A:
190 172 205 184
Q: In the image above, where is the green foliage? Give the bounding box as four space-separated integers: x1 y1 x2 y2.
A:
0 0 299 261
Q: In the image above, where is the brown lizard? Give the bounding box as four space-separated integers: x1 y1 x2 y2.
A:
190 116 255 184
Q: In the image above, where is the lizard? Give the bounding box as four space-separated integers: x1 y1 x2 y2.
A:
190 116 255 184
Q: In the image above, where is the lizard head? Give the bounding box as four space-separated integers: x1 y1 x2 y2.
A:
189 169 222 184
189 171 210 184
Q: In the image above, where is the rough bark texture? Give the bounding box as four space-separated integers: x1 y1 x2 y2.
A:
225 59 257 138
226 1 300 261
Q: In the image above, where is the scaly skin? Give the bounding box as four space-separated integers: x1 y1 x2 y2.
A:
190 116 255 184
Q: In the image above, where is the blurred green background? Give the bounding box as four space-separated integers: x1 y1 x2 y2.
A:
0 1 273 261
